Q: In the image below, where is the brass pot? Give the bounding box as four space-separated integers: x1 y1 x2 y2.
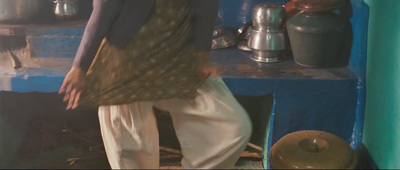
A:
270 130 358 169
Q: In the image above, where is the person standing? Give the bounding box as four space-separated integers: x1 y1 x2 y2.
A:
59 0 252 169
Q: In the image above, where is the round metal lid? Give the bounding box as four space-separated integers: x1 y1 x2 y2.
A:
269 130 358 169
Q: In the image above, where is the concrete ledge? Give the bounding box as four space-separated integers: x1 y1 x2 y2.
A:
27 36 82 59
25 24 85 59
0 48 71 92
1 20 86 59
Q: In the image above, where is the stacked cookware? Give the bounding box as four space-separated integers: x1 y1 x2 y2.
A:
247 3 288 63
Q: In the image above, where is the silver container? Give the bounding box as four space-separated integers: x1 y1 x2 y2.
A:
53 0 79 20
248 28 287 51
237 22 253 51
252 3 286 31
0 0 41 23
212 30 236 49
248 27 288 62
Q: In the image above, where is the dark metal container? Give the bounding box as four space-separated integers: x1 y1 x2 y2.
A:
287 11 347 67
295 0 346 12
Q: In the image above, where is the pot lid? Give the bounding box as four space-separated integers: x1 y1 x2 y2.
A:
295 0 346 12
269 130 358 169
287 11 347 33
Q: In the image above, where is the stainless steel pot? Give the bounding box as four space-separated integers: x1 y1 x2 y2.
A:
0 0 41 23
237 22 252 51
252 3 286 31
53 0 79 20
248 28 287 51
248 27 288 62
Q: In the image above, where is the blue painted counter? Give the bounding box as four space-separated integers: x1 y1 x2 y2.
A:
210 49 360 167
0 47 363 168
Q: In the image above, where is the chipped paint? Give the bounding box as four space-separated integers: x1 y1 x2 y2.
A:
0 76 12 91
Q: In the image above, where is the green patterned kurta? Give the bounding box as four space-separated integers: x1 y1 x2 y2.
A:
80 0 205 107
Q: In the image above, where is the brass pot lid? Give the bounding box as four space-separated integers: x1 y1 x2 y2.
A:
269 130 358 169
295 0 346 12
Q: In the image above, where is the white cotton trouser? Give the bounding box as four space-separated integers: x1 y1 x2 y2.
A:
98 78 252 169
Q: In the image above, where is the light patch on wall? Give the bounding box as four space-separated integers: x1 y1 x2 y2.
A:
0 76 12 91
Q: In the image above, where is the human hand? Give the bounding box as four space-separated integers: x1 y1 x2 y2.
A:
58 66 86 110
196 51 224 80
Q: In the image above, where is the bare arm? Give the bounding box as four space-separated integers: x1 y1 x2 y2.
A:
72 0 123 71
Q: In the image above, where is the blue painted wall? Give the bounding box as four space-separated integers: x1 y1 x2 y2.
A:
347 0 369 149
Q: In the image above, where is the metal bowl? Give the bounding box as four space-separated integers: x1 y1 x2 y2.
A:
212 30 236 49
252 3 287 31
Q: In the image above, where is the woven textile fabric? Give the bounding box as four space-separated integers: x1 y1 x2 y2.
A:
80 0 205 107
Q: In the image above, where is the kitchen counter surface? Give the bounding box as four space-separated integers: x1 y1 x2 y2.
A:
0 47 358 92
0 20 87 36
212 48 357 80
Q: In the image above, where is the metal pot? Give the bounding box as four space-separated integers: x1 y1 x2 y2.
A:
248 27 288 62
0 0 41 23
53 0 79 20
252 3 287 31
287 11 347 67
248 28 287 51
295 0 346 12
237 22 253 51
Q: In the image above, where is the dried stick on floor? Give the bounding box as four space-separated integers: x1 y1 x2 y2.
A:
160 146 182 155
160 154 182 160
62 125 105 154
159 166 182 169
240 151 263 159
62 125 263 160
247 142 263 152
